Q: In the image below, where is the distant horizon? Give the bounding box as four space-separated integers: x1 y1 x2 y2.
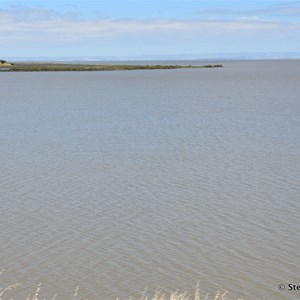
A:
4 52 300 62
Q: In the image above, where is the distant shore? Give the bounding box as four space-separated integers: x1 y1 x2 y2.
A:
0 62 223 72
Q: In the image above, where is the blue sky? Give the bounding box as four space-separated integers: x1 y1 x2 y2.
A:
1 0 300 59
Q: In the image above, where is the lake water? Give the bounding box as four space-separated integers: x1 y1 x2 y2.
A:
0 60 299 300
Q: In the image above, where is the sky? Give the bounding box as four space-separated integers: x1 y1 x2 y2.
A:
1 0 300 59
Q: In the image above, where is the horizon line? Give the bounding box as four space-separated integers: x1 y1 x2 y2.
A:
4 52 300 62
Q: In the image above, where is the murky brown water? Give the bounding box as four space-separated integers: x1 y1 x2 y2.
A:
1 60 300 300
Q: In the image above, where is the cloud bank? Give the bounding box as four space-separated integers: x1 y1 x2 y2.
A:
1 6 299 57
1 7 298 39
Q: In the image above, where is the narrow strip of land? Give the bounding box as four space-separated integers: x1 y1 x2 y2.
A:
0 62 223 72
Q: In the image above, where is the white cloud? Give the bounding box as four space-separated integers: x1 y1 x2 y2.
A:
1 6 299 58
1 7 298 43
196 4 300 17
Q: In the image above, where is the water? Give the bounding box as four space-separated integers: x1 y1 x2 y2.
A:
0 60 299 300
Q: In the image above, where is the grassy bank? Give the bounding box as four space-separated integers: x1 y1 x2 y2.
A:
0 63 223 72
0 63 13 67
0 61 14 70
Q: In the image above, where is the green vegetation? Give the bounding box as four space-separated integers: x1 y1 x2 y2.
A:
0 62 223 72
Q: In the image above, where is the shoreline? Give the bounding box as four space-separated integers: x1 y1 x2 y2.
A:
0 63 223 72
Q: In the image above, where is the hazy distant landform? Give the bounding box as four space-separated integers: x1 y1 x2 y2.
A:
4 52 300 62
0 61 222 72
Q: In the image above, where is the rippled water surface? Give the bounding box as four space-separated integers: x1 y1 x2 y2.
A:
1 60 300 300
